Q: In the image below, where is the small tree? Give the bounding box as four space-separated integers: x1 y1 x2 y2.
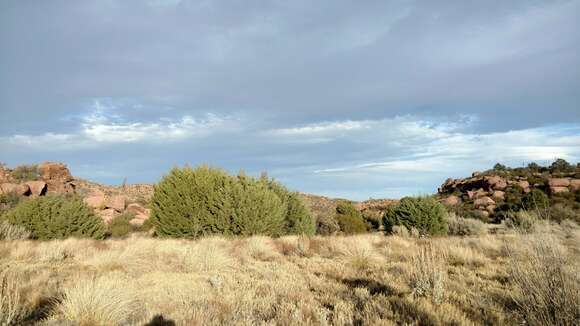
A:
1 195 105 240
335 201 367 234
550 158 573 173
383 197 448 236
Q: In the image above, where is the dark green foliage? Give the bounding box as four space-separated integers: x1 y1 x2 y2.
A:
522 189 550 211
335 201 368 234
550 158 573 173
1 195 105 240
266 179 315 235
527 162 541 172
0 192 21 216
493 163 508 171
336 214 368 234
383 197 448 236
10 164 40 182
107 213 135 238
151 166 314 238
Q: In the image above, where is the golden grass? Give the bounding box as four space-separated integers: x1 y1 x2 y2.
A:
0 224 578 325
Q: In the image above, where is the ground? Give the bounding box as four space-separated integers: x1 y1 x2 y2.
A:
1 224 579 326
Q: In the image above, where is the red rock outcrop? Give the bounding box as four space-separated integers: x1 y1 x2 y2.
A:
38 162 75 194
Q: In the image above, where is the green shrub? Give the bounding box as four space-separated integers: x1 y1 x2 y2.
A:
334 201 368 234
266 180 315 235
107 213 135 238
383 197 448 236
10 164 40 182
1 195 105 240
151 166 313 238
0 192 21 216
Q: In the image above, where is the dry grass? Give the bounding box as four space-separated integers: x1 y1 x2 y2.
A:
0 224 578 325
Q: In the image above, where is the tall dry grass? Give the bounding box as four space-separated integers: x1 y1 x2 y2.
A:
0 223 577 325
508 235 580 326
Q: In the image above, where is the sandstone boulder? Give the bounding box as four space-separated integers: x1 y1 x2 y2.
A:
441 195 460 206
129 217 146 227
84 194 106 208
25 181 47 196
106 195 126 212
570 179 580 191
467 188 487 199
485 176 507 190
492 191 505 200
126 203 147 215
551 186 569 194
516 180 531 192
486 205 496 214
548 178 570 187
0 183 30 196
97 209 120 224
38 162 75 194
474 196 495 209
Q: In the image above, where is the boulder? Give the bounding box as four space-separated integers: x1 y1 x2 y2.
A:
25 181 47 196
486 205 496 214
441 195 460 206
485 176 507 190
516 180 531 193
126 203 147 215
548 178 570 187
492 191 505 200
97 209 120 224
84 194 106 208
129 217 146 227
106 195 126 212
551 186 569 194
38 162 73 183
474 196 495 209
570 179 580 191
0 183 30 196
38 162 75 194
467 188 487 199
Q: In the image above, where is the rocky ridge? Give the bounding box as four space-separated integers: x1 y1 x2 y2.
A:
438 170 580 219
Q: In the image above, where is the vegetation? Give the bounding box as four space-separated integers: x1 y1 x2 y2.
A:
335 201 368 234
151 166 314 238
1 195 105 240
383 196 448 235
447 213 487 236
10 164 40 182
0 223 578 325
0 192 21 216
107 213 136 238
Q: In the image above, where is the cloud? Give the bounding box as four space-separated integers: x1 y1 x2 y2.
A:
1 100 233 150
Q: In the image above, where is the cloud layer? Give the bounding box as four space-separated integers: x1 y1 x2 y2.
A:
1 0 579 199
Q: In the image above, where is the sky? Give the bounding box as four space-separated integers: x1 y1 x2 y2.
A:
1 0 580 200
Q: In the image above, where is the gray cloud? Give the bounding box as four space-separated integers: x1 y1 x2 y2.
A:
1 0 579 199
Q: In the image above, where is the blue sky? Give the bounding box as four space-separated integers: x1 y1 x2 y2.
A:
1 0 579 200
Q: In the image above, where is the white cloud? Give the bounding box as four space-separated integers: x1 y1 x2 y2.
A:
1 101 233 150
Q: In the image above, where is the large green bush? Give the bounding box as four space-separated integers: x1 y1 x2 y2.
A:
335 201 368 234
1 195 105 240
383 197 448 236
266 179 315 235
150 166 314 238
